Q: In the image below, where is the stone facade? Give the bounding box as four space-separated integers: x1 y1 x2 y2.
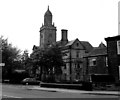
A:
39 7 93 82
59 38 87 82
39 6 56 48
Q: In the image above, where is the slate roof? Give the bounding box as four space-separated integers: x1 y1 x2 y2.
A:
55 41 62 47
37 38 93 53
65 39 76 46
80 41 93 53
87 47 107 57
56 39 93 53
105 35 120 41
98 42 106 48
44 6 52 16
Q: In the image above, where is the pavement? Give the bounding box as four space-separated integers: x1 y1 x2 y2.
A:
27 85 120 96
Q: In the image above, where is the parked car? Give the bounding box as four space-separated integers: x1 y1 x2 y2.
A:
21 78 40 85
2 79 10 83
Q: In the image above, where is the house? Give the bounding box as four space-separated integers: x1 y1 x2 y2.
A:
83 42 108 82
56 32 93 82
105 35 120 83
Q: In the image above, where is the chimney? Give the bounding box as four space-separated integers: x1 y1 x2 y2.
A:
61 29 68 45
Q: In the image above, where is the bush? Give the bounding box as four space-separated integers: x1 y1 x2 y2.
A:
82 82 93 91
115 82 120 86
10 70 29 84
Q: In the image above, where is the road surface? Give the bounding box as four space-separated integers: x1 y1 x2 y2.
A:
1 84 119 99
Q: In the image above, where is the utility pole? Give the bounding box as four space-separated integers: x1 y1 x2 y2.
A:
69 46 72 83
118 1 120 35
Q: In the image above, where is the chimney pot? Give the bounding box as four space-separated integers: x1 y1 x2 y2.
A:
61 29 68 45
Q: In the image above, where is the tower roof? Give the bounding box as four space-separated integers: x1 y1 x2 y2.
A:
44 6 52 16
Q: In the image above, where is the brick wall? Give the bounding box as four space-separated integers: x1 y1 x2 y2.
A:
105 36 120 82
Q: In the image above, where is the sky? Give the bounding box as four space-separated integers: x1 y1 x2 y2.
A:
0 0 119 54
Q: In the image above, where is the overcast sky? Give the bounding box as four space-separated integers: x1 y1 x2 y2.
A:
0 0 119 54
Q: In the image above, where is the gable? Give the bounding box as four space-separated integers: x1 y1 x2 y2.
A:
71 39 84 50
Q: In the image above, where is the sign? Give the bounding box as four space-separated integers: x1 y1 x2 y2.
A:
0 63 5 66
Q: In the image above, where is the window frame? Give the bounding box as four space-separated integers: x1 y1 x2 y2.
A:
117 40 120 55
89 58 97 66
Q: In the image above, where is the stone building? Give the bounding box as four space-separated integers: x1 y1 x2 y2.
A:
39 6 56 48
37 7 93 82
105 35 120 83
56 35 93 82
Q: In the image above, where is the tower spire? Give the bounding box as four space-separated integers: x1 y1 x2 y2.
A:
44 5 52 26
40 6 56 48
48 5 49 10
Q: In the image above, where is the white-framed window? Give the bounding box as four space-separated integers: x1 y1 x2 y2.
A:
89 58 97 66
105 57 108 67
117 40 120 55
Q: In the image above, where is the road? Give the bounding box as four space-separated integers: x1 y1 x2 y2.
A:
1 84 119 99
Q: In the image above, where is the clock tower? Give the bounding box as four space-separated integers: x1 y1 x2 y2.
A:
40 6 57 48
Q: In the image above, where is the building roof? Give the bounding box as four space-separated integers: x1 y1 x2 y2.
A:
65 39 76 47
55 38 93 53
44 6 52 16
98 42 106 48
87 47 107 57
105 35 120 41
80 41 93 53
55 39 76 47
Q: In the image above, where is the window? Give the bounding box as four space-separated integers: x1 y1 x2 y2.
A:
76 43 79 47
93 60 96 66
89 58 97 66
64 73 67 80
64 65 66 69
105 57 108 67
76 51 79 58
117 40 120 55
77 64 81 68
